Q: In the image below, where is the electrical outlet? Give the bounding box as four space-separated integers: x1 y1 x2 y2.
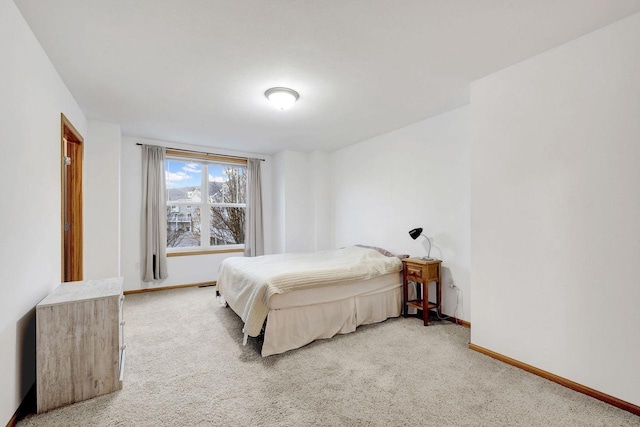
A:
134 262 139 270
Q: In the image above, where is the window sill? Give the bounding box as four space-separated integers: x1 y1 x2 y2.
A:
167 248 244 257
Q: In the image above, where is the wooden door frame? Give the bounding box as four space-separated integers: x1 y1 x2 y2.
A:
61 113 84 282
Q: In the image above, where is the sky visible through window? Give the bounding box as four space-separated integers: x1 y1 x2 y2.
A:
165 160 229 188
165 158 246 248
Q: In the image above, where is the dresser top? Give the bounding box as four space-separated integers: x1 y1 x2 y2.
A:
38 277 124 307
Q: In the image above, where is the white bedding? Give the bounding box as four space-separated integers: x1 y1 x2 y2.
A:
262 281 401 356
217 246 402 338
269 272 399 309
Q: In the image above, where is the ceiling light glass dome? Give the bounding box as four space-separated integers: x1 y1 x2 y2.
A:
265 87 299 110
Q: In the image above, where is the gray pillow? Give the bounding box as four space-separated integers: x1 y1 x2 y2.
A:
355 244 409 259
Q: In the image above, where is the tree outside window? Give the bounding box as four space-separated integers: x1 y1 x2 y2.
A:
165 157 246 251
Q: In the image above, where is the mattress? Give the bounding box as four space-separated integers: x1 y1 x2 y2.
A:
263 281 402 356
269 272 401 309
218 246 402 337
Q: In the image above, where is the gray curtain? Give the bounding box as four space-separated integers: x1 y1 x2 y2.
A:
141 145 168 281
244 158 264 257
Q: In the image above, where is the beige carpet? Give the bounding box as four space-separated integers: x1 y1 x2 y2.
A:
19 286 640 426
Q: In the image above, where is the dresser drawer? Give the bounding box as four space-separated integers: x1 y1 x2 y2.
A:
406 264 423 278
119 293 125 382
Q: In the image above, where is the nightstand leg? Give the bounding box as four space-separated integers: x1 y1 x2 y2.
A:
402 268 408 318
437 265 442 317
423 281 429 326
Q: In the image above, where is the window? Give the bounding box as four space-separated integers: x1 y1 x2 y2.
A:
165 152 247 253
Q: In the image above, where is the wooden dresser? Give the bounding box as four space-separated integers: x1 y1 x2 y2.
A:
36 277 125 413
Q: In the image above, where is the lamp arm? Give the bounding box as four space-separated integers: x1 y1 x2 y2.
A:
421 233 432 259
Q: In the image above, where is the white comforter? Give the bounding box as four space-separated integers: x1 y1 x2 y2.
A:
217 246 402 337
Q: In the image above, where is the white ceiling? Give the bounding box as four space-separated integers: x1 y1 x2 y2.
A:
15 0 640 154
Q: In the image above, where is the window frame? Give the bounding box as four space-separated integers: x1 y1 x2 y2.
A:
165 149 247 256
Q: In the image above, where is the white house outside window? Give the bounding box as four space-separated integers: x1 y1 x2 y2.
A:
165 153 247 253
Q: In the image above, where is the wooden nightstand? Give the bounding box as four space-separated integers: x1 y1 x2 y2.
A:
402 258 442 326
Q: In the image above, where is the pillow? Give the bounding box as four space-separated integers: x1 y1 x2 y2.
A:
355 244 409 259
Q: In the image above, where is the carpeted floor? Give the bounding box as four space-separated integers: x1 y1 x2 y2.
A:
19 286 640 426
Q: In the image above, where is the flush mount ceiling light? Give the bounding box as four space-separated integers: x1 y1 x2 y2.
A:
265 87 299 110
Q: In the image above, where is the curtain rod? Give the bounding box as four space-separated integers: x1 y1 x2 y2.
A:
135 143 265 161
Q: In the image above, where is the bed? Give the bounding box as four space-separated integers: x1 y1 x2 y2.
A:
217 245 405 356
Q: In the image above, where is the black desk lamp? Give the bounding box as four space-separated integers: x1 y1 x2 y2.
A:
408 227 432 260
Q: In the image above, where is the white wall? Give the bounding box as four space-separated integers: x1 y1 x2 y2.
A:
0 0 87 422
331 106 470 321
120 136 273 291
270 150 332 254
271 152 286 254
281 151 311 253
310 151 332 252
470 13 640 406
84 121 121 279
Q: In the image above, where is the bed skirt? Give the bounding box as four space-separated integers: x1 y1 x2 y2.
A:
262 283 402 356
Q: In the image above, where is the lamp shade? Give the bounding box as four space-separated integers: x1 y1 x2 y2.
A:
408 227 423 240
408 227 432 260
265 87 299 110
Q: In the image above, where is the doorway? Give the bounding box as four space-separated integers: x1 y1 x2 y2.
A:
61 113 83 282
